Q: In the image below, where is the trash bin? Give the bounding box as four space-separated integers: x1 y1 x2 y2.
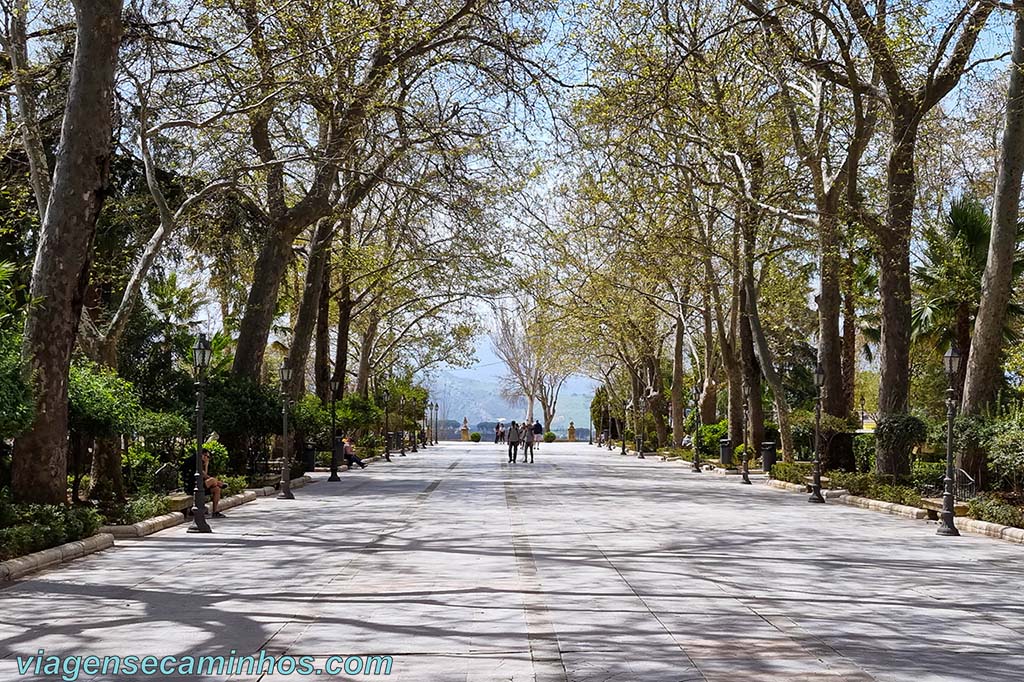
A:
302 443 317 472
719 438 733 466
760 441 777 474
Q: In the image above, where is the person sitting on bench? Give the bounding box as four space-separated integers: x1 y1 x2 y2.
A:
343 437 367 469
201 448 227 518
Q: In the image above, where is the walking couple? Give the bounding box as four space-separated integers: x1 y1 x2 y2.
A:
507 419 542 464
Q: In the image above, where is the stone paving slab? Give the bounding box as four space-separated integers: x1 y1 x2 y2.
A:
1 442 1022 681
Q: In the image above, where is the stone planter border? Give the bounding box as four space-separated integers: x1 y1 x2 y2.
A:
1 533 114 584
762 478 1024 545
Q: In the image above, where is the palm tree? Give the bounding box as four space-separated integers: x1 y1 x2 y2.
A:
912 196 1024 394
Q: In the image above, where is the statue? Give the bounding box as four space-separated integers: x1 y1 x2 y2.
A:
460 417 470 441
568 421 576 441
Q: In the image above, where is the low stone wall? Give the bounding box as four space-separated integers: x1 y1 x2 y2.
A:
1 533 114 583
834 494 928 520
100 512 184 539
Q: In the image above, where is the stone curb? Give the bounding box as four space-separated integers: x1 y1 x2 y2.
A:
100 512 184 539
765 479 804 493
955 517 1024 544
1 533 114 584
763 479 1024 545
835 494 928 520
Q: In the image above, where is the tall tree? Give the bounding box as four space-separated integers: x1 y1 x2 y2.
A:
13 0 124 504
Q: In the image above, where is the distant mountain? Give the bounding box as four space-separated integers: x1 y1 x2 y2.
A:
426 341 597 435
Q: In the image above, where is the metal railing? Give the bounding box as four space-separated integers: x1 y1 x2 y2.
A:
955 468 977 501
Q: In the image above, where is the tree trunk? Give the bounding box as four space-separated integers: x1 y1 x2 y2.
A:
333 284 352 398
740 286 765 451
700 306 718 424
314 260 332 402
231 225 296 381
12 0 124 505
841 257 857 417
285 218 333 401
963 2 1024 430
671 318 685 447
355 313 379 398
875 123 918 477
818 202 845 417
88 436 124 504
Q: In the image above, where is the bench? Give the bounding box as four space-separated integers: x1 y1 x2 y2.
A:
803 475 830 492
920 497 968 520
165 493 193 513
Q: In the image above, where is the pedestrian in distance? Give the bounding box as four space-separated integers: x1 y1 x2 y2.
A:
498 424 505 443
523 426 535 463
532 419 543 451
507 421 521 463
495 423 501 444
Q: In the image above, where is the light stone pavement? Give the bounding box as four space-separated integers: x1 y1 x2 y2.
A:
2 441 1023 682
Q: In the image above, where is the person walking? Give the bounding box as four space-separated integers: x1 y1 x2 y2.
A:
507 421 521 463
532 420 543 451
498 424 505 443
495 423 501 444
523 425 535 463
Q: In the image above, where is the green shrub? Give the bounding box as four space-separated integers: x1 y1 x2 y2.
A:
0 496 102 561
771 461 813 484
219 475 248 497
204 374 280 441
990 426 1024 493
358 433 381 449
470 431 481 442
291 394 330 443
544 431 557 443
202 440 230 475
734 443 747 461
69 361 141 439
123 444 160 494
910 460 946 491
967 494 1024 529
136 410 190 441
108 493 170 525
0 332 33 439
698 420 728 458
866 483 922 508
826 471 877 496
852 433 875 473
875 414 928 468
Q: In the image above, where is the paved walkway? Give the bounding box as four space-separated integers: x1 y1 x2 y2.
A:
2 442 1022 681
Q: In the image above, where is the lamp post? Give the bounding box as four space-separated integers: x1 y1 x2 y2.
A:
620 399 628 456
692 386 702 473
635 395 645 459
860 394 867 429
410 397 418 453
423 403 430 448
809 363 826 503
399 396 407 456
382 388 392 462
278 365 295 500
588 406 593 445
430 402 437 444
938 347 962 536
187 333 213 534
605 403 612 450
328 379 341 482
741 383 752 485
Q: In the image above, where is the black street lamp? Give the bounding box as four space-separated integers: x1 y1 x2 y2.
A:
434 402 439 444
635 395 645 459
400 396 407 456
692 386 702 473
382 388 392 462
809 363 826 503
278 365 295 500
605 401 612 450
588 407 593 445
328 378 341 482
860 394 867 428
421 405 429 448
410 398 418 453
620 399 628 456
741 383 752 485
938 347 962 536
187 333 213 534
